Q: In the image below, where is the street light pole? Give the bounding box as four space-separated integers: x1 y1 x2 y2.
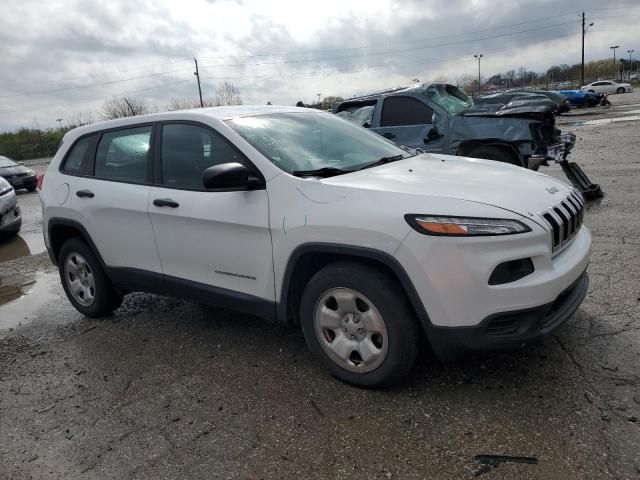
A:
610 45 620 80
627 50 635 82
474 54 483 97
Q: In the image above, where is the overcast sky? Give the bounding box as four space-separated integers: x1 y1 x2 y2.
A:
0 0 638 131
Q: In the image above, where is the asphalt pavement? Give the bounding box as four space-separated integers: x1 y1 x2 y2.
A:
1 94 639 479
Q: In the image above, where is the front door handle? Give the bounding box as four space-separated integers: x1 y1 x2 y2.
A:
382 132 396 139
76 189 94 198
153 198 179 208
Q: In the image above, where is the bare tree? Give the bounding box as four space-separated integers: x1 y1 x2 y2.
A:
68 111 95 127
214 81 242 106
102 97 150 120
167 98 200 111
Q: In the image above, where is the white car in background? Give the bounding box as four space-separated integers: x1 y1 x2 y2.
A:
581 80 633 94
40 106 592 387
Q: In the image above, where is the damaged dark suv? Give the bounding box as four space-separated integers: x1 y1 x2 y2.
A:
334 84 602 198
335 83 574 169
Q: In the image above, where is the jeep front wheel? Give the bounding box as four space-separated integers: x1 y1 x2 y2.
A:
300 262 419 387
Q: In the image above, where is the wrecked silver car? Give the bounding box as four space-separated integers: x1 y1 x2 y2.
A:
334 83 602 199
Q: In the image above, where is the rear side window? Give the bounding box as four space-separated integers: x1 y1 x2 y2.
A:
61 136 93 174
381 96 434 127
160 123 247 190
95 127 152 183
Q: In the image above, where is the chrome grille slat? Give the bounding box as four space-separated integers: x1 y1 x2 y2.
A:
540 189 584 254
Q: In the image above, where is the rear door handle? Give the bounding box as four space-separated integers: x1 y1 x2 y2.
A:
76 189 94 198
382 132 396 139
153 198 179 208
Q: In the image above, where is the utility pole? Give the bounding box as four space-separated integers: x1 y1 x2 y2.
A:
474 54 483 97
610 46 620 81
627 50 635 82
581 12 594 86
581 12 585 86
123 97 136 116
194 57 204 108
56 118 63 131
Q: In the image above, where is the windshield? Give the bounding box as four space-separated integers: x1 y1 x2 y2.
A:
0 156 18 168
227 112 412 174
424 84 473 115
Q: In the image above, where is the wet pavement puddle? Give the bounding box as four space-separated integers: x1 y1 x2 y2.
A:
0 272 59 330
0 232 45 263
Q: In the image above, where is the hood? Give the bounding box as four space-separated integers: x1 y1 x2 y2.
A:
462 98 556 117
0 165 32 176
322 154 572 216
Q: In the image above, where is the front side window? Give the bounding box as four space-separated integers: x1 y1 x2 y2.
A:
160 123 247 189
95 127 151 183
381 96 434 127
61 136 93 174
227 112 411 174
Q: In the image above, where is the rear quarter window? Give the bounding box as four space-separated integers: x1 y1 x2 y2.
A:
60 135 94 175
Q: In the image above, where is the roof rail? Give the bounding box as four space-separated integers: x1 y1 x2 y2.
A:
348 84 414 100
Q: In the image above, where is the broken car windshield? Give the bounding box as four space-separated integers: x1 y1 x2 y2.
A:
424 84 473 115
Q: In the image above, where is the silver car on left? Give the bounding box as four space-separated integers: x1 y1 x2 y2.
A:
0 176 22 235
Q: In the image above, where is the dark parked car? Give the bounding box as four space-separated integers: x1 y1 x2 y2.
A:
0 155 37 192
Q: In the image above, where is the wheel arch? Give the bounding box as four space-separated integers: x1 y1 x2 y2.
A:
48 218 106 268
278 243 431 331
456 140 524 166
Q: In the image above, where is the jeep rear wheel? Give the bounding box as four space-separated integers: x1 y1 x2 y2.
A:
300 262 419 387
58 238 122 317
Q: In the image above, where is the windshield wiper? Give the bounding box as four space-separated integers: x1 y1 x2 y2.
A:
358 154 405 171
292 166 353 178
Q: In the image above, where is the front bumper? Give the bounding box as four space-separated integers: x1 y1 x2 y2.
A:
425 271 588 359
0 204 21 234
6 174 37 189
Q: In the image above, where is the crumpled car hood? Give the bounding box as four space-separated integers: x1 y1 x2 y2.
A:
322 154 572 216
462 98 557 117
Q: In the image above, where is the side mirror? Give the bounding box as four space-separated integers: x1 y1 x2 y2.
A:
202 162 262 190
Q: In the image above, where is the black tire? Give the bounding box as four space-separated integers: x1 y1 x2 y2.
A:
58 238 123 317
1 218 22 236
468 145 522 167
616 87 625 94
27 185 37 192
300 261 420 388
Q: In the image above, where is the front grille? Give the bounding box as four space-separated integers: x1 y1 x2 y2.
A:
540 189 585 253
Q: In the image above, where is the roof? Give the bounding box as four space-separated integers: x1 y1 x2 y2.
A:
63 105 315 140
345 82 442 102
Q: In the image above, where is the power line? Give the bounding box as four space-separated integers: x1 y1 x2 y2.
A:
0 67 193 99
199 11 584 60
199 31 581 82
0 29 579 116
199 21 578 69
18 58 192 87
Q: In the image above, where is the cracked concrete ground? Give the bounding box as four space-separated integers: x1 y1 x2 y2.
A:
1 92 639 479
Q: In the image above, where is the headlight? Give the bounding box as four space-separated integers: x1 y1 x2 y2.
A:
405 214 531 236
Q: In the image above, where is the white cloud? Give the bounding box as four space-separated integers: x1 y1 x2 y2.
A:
0 0 638 130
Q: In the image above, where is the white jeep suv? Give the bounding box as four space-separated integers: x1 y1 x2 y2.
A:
40 106 591 387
